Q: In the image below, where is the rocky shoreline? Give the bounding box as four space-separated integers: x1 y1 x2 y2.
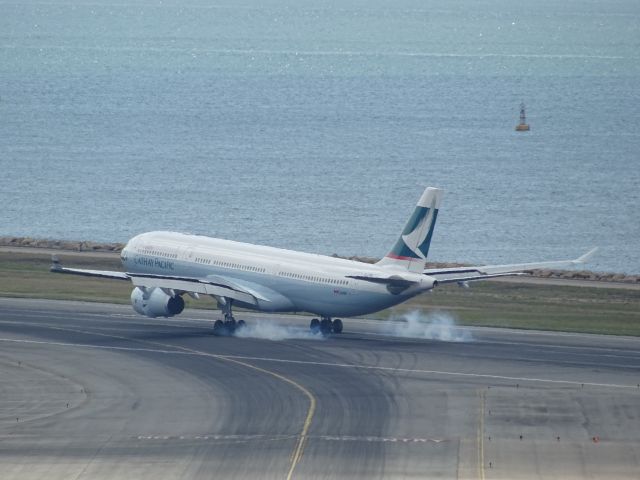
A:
2 236 638 284
1 236 124 253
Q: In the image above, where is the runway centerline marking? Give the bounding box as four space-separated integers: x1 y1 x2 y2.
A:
1 333 639 390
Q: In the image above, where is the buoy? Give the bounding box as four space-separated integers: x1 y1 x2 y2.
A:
515 102 530 131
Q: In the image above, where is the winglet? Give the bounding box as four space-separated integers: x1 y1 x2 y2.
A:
575 247 598 264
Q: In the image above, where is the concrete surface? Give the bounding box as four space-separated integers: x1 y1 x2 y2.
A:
1 298 639 479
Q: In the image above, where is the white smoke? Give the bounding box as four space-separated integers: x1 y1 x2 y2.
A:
234 320 324 341
385 310 472 342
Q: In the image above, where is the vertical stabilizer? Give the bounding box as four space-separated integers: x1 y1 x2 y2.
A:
377 187 443 272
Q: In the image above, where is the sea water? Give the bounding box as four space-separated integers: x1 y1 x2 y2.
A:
1 0 638 273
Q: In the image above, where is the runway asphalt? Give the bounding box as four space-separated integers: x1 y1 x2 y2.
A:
1 297 639 479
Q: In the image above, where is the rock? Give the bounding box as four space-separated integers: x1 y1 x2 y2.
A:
535 269 553 278
572 271 591 280
58 241 77 250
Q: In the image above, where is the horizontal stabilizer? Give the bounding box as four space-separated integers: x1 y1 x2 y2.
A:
346 274 417 287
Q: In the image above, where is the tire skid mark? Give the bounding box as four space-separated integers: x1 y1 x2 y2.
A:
1 322 316 480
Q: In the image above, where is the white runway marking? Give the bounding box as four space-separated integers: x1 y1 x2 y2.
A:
0 336 190 356
5 310 640 358
135 434 447 444
1 335 638 390
3 312 640 373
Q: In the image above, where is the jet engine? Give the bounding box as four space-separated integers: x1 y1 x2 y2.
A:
130 287 185 318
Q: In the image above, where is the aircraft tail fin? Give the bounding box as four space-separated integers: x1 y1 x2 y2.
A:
377 187 443 273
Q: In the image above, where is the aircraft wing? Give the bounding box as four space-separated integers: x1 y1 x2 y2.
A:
50 256 265 306
424 248 598 285
127 273 263 305
50 256 130 280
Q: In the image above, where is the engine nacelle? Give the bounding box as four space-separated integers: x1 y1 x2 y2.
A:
130 287 185 318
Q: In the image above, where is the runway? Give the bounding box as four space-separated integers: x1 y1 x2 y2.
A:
1 298 639 479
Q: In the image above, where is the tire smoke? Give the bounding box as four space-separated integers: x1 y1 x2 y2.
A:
234 320 324 341
385 310 472 342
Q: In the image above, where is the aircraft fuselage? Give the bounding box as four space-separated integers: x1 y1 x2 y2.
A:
121 231 434 317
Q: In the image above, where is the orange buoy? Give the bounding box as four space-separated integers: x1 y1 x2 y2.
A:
516 102 530 131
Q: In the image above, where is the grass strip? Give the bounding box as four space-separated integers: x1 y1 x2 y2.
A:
1 252 639 336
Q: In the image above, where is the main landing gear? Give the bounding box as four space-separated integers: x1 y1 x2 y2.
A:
310 317 343 335
213 299 246 336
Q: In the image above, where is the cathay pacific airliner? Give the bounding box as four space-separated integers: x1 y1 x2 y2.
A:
51 187 596 335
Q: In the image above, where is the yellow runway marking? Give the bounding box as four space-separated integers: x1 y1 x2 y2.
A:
115 338 317 480
477 389 485 480
5 323 317 480
285 382 315 480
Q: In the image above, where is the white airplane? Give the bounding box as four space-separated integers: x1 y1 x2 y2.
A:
51 187 596 335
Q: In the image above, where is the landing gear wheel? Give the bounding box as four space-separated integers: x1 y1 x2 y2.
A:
213 319 224 336
237 319 247 331
310 318 320 334
332 318 343 334
320 318 332 335
218 299 237 336
224 317 237 335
